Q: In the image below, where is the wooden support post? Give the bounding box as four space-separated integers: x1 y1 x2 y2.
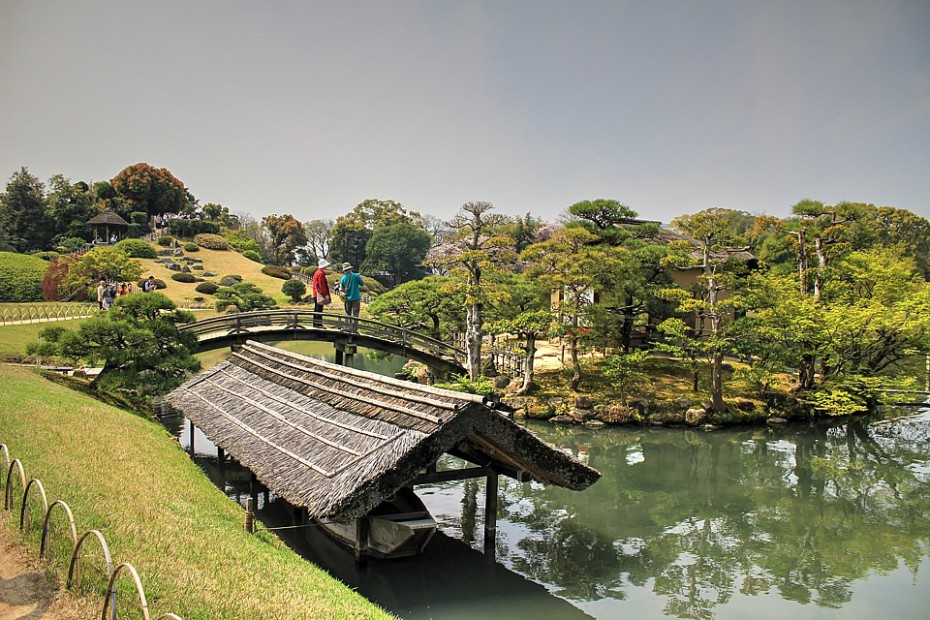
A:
484 471 498 560
217 446 225 486
334 347 344 365
250 473 258 507
355 517 369 567
188 419 195 455
245 498 254 533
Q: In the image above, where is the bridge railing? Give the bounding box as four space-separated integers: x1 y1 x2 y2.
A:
180 310 463 362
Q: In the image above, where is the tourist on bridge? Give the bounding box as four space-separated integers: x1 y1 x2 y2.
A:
339 262 364 333
312 258 332 327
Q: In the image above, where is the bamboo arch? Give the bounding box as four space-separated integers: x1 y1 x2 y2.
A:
41 499 79 558
20 477 49 532
4 458 26 510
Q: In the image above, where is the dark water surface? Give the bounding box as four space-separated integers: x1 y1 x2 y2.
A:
176 345 930 619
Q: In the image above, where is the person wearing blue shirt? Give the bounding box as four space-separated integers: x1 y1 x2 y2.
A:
339 262 364 332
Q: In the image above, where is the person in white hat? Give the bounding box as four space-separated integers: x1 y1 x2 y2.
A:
312 258 332 327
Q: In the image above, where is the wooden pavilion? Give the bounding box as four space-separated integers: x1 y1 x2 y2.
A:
165 340 599 561
86 210 129 244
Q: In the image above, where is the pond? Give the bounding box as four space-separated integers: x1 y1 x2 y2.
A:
172 345 930 619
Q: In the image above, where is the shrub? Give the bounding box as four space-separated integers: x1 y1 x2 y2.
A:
219 274 242 286
32 250 60 261
242 250 262 263
171 272 197 283
56 237 88 253
115 238 158 258
183 242 199 252
282 278 306 302
193 233 230 250
195 281 220 295
157 236 174 247
168 219 220 238
129 211 150 227
215 282 277 313
137 278 167 290
224 231 262 255
262 265 291 280
0 252 51 301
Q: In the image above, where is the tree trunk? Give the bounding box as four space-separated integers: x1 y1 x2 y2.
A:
796 229 809 296
517 333 537 395
813 237 826 303
799 354 816 389
569 333 581 391
465 302 483 381
710 347 725 411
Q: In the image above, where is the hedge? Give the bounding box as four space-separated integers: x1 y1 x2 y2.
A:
193 233 230 250
157 236 174 247
0 251 47 301
261 265 292 280
167 219 220 238
114 238 158 258
242 250 262 263
171 272 197 283
183 242 200 252
195 281 220 295
137 278 167 290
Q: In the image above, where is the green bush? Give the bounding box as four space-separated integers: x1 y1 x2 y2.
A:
114 238 158 258
195 281 220 295
282 278 307 302
193 233 230 250
261 265 291 280
168 219 220 238
56 237 88 253
32 250 60 261
242 250 262 263
171 272 197 283
157 236 174 247
183 242 200 252
219 274 242 286
0 252 47 301
137 278 167 290
224 232 262 255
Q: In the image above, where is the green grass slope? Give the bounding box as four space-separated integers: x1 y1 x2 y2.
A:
0 364 392 620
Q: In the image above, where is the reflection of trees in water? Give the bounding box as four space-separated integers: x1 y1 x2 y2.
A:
497 420 930 618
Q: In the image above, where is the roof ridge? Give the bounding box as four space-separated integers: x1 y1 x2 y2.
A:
245 340 491 406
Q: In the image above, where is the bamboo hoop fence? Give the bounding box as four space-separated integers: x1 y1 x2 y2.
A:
0 441 186 620
0 304 99 326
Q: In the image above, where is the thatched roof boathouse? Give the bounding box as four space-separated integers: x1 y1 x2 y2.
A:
165 341 599 559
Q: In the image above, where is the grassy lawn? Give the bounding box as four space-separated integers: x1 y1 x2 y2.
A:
0 318 87 361
0 364 392 620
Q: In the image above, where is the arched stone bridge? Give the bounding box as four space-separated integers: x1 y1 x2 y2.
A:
180 310 467 377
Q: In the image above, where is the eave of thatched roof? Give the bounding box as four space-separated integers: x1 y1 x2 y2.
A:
86 210 130 226
165 340 599 520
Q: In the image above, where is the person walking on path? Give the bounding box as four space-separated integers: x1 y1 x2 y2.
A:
311 258 332 327
339 262 364 333
96 280 106 310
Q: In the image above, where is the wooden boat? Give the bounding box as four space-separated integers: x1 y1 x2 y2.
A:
316 487 437 559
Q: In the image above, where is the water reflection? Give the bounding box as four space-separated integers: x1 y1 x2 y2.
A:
170 344 930 619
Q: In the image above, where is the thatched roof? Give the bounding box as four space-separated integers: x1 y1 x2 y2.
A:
86 210 130 226
165 341 599 521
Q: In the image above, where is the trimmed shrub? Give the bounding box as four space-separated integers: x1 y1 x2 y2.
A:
193 233 230 250
183 242 199 252
195 281 220 295
262 265 292 280
242 250 262 263
223 231 262 255
157 235 174 247
137 278 167 290
56 237 88 253
0 252 47 301
115 238 158 258
171 272 197 283
32 250 60 261
168 218 220 238
282 278 306 302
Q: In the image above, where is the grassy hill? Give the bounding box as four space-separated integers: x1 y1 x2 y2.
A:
138 245 292 309
0 364 393 620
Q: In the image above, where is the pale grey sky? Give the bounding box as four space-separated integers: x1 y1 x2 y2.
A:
2 1 928 224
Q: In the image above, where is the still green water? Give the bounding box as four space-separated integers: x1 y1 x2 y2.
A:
185 344 930 619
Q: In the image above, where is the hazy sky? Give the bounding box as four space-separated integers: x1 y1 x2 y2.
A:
2 1 928 224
